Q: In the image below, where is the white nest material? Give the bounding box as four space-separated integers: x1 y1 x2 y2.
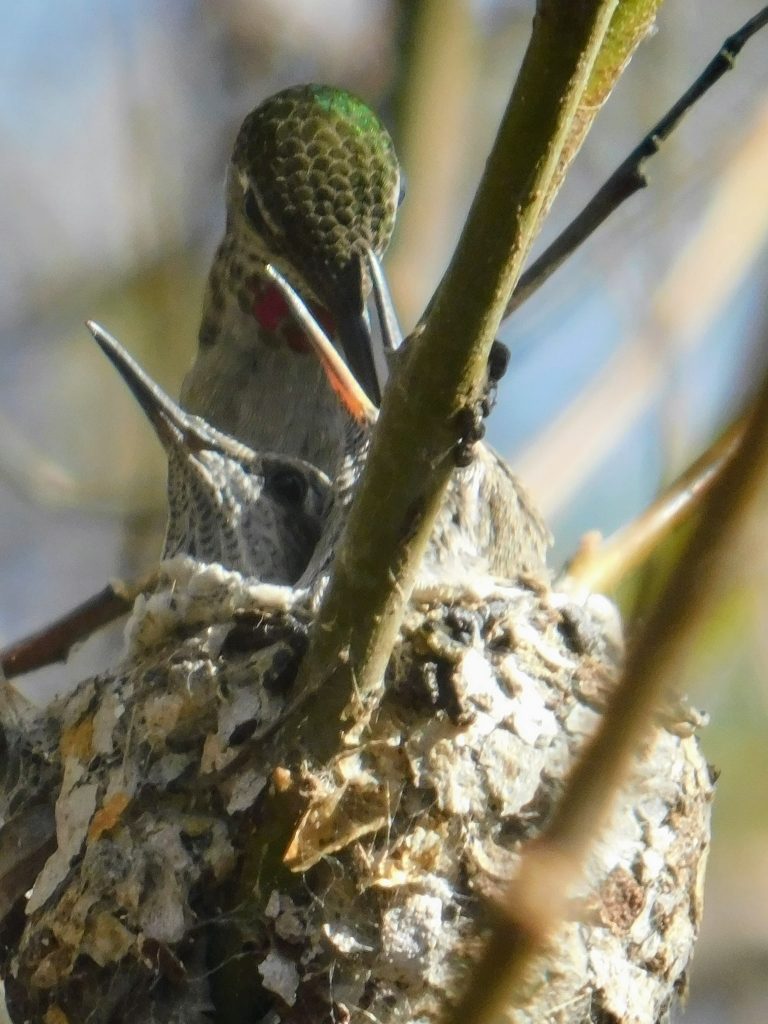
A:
0 566 713 1024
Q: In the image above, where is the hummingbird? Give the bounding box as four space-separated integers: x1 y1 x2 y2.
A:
182 84 548 584
264 268 551 588
87 322 332 586
181 84 401 480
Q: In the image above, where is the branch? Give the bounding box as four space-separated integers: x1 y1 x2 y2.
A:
0 573 155 680
507 5 768 315
562 414 746 593
288 0 622 764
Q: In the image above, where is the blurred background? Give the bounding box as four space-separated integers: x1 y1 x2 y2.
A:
0 1 767 1020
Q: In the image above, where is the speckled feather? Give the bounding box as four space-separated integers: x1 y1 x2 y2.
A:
162 446 331 585
89 321 332 585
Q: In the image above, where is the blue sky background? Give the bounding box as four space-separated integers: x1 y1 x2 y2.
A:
1 4 767 1018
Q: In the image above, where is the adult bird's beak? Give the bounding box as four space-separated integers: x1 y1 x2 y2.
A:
331 254 386 407
331 246 404 407
362 245 403 355
263 266 378 430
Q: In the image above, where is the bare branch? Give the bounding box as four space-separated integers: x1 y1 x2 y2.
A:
0 573 155 680
507 6 768 316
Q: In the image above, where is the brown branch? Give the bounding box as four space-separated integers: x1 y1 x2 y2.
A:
0 573 155 680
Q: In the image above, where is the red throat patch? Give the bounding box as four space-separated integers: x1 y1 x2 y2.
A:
251 279 337 355
252 284 289 333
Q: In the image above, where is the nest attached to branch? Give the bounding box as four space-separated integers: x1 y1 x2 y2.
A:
0 557 712 1023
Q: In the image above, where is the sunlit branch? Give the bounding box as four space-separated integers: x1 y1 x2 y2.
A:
506 6 768 317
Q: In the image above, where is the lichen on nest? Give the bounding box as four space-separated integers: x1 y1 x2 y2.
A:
0 561 712 1024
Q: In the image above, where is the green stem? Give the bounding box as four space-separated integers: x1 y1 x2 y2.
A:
291 0 621 763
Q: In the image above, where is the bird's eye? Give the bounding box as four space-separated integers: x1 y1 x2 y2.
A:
243 186 269 234
267 466 308 507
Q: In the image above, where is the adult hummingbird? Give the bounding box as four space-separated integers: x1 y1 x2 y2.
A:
87 322 331 585
181 84 401 479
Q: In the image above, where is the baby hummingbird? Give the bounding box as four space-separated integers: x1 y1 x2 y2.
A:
88 321 331 585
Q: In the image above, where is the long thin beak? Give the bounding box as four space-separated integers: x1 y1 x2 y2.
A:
363 246 403 354
333 248 402 406
263 266 378 429
335 305 384 408
327 254 386 407
86 320 193 453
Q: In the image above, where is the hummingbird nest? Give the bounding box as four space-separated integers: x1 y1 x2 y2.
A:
0 557 712 1024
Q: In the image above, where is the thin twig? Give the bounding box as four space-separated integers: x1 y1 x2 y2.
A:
562 414 746 593
449 334 768 1024
506 6 768 317
516 97 768 516
0 572 155 680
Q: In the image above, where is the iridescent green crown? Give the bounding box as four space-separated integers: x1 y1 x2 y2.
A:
232 84 400 304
